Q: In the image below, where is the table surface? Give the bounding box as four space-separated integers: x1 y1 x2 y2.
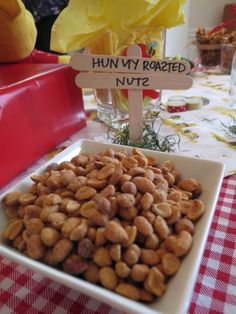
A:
1 73 236 314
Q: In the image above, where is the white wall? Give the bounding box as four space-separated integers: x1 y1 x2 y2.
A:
165 1 190 58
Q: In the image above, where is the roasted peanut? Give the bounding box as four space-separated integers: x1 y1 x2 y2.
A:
131 264 150 282
84 262 100 283
132 177 156 194
63 254 88 275
41 227 60 246
4 219 23 240
134 216 153 237
26 234 46 260
140 249 159 266
144 267 166 297
51 239 73 263
93 247 112 267
104 221 128 244
99 267 118 290
75 186 97 201
77 238 95 259
115 283 140 301
161 253 180 276
164 231 192 257
3 191 21 206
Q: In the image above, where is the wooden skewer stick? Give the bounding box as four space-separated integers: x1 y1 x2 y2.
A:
127 44 143 143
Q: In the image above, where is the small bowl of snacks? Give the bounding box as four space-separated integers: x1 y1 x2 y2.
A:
0 140 224 314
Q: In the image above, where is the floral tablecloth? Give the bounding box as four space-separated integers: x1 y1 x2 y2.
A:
1 74 236 314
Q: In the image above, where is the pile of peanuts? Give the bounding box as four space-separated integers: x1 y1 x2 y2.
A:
2 147 205 303
196 27 227 44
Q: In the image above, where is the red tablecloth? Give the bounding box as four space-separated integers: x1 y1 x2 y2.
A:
1 172 235 314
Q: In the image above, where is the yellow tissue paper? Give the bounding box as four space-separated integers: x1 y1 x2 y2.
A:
51 0 186 57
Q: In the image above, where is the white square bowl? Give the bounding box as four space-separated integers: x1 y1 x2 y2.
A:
0 139 225 314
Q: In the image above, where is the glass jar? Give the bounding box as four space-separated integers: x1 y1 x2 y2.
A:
197 43 221 68
220 43 236 74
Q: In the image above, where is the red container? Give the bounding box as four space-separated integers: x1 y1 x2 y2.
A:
0 63 87 188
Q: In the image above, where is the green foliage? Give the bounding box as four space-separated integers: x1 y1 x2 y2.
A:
108 112 180 152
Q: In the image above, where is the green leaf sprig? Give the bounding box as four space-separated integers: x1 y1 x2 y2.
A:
108 111 180 152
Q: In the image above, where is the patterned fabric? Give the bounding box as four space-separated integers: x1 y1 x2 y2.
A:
24 0 68 22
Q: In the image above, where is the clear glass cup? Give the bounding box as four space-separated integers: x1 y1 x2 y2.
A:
88 28 166 126
229 51 236 106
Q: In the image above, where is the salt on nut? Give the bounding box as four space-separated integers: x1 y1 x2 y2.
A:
77 238 95 259
145 234 160 250
79 201 96 218
121 156 138 170
175 218 195 235
40 227 60 246
75 186 97 201
104 221 128 244
132 147 144 156
87 178 108 190
154 216 170 239
177 178 199 192
3 191 22 206
97 164 115 180
151 203 172 218
83 262 100 283
61 217 81 238
164 230 193 257
140 193 154 211
115 283 140 301
121 181 137 195
116 193 136 208
122 244 141 266
70 218 88 241
109 244 121 262
144 267 166 297
43 193 62 206
48 212 67 230
161 253 180 276
140 249 160 266
40 205 59 222
19 193 37 206
186 199 205 220
109 166 123 185
95 227 106 246
4 219 23 240
99 267 118 290
71 154 88 167
63 254 88 275
25 218 45 235
132 177 156 194
23 205 42 221
26 234 46 260
100 184 116 198
146 155 158 166
118 206 137 221
60 170 76 186
166 203 181 225
89 209 108 227
140 288 154 303
131 264 150 282
51 238 73 263
115 261 131 278
134 216 153 237
67 176 87 192
93 195 111 215
123 225 137 247
128 167 145 177
93 247 112 267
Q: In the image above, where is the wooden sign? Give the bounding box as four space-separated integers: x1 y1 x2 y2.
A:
70 44 193 143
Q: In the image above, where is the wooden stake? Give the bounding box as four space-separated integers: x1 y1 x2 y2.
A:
127 44 143 143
